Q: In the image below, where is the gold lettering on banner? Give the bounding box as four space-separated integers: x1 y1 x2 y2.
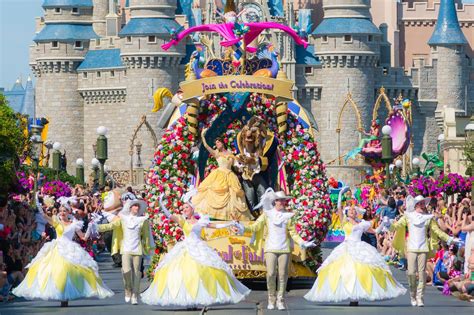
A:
180 75 294 101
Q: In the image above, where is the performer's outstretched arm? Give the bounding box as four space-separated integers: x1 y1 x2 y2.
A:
244 213 266 233
201 129 218 158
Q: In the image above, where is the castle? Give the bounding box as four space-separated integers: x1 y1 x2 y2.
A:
28 0 474 184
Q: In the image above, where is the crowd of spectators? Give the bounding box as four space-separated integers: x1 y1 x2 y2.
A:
0 184 142 302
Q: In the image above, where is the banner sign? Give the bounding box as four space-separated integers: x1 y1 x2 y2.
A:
203 222 315 278
180 75 294 101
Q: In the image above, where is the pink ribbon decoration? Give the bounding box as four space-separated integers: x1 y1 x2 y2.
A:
161 22 308 51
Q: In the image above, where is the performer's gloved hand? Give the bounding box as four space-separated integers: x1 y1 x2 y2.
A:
448 237 462 246
159 194 172 218
232 222 245 235
90 212 102 223
300 240 316 249
101 211 116 222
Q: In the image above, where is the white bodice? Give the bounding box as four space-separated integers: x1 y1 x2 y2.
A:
57 219 83 241
344 220 371 242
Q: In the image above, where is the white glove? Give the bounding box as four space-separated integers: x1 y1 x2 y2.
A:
448 237 462 245
90 213 102 223
84 223 93 240
159 194 172 218
101 211 116 222
233 222 245 235
300 240 316 249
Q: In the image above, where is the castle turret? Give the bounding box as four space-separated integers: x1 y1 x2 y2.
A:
31 0 98 173
93 0 108 37
81 0 184 171
312 0 381 184
428 0 468 113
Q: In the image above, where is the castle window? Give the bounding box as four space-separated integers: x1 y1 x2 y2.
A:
74 41 83 49
124 70 127 77
305 67 313 74
456 45 462 54
83 72 88 79
148 36 156 43
97 71 101 78
431 45 437 52
96 38 101 46
343 35 352 43
110 70 115 77
52 41 59 48
322 36 328 43
72 7 79 14
126 36 132 43
368 35 373 42
54 8 61 13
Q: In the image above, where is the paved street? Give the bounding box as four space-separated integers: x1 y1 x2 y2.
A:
1 245 472 315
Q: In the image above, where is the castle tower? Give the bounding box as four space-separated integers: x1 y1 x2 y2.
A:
88 0 184 171
313 0 381 184
428 0 468 114
93 0 108 37
31 0 98 173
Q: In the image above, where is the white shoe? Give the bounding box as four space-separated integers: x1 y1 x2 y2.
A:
131 294 138 305
125 291 131 303
416 297 424 307
276 300 285 310
267 301 275 310
410 297 417 306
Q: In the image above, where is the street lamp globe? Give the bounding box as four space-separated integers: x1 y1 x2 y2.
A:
465 122 474 133
381 125 392 136
412 157 420 166
76 158 84 166
53 142 61 151
91 158 100 168
96 126 108 136
395 160 403 168
438 134 445 141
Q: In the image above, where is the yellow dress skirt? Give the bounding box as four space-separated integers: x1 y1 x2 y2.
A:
192 160 252 221
305 220 406 302
12 219 114 301
141 217 250 307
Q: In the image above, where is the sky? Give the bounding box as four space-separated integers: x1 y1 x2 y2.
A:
0 0 43 89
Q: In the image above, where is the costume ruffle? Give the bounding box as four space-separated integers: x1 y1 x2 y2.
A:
304 239 406 302
141 236 250 306
13 238 114 301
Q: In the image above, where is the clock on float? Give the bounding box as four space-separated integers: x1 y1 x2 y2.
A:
240 2 264 23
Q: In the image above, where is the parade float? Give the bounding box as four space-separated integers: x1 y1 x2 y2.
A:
144 1 331 279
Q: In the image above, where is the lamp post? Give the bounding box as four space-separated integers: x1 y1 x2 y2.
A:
465 117 474 198
394 159 403 183
91 158 100 191
381 125 393 188
30 125 43 196
412 157 421 177
52 142 61 179
96 126 108 188
76 158 84 185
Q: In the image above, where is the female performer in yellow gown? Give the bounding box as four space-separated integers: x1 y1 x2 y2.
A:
141 194 250 307
304 202 405 305
12 205 114 306
191 129 252 221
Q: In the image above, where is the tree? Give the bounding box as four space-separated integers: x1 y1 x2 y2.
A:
0 94 29 196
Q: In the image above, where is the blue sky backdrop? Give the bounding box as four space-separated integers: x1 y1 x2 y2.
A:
0 0 43 89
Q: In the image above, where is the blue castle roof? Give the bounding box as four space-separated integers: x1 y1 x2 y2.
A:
77 49 124 70
42 0 93 7
312 18 381 36
296 45 320 66
3 79 35 117
428 0 467 45
119 18 181 36
34 24 99 42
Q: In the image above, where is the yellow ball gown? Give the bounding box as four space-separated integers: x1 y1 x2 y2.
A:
141 215 250 306
12 218 114 301
192 155 252 221
305 220 406 302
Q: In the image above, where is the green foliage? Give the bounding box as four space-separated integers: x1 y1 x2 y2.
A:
463 137 474 176
0 94 29 196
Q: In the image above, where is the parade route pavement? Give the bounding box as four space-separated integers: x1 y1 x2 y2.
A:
1 245 472 315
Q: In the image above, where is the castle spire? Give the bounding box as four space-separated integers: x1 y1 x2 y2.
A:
428 0 467 46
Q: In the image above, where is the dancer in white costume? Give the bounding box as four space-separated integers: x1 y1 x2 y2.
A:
141 191 250 307
304 200 406 305
13 200 114 307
